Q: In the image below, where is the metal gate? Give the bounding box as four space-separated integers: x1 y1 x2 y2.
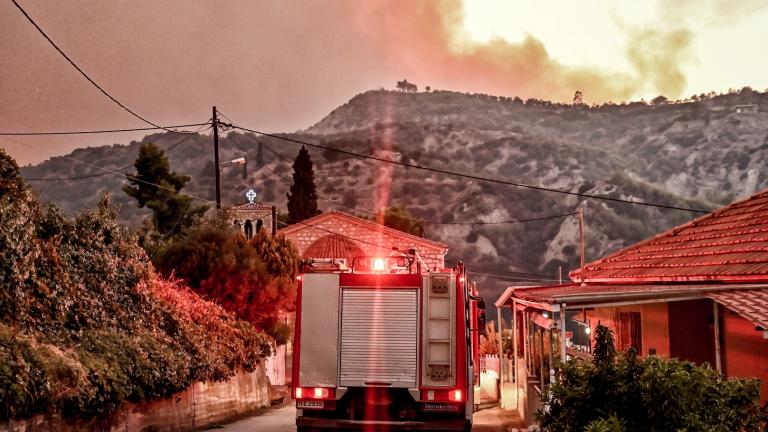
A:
339 288 419 388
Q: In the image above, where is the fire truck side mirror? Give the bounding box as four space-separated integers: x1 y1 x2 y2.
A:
477 309 486 330
476 296 486 310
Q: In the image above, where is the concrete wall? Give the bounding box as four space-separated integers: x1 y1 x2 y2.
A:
2 366 270 432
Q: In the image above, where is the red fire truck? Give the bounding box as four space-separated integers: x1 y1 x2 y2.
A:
292 250 485 431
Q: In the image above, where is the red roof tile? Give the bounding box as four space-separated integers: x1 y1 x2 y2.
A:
571 189 768 283
304 234 364 263
277 211 448 251
230 202 273 211
707 289 768 329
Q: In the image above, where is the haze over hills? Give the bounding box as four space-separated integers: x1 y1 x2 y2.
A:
19 87 768 294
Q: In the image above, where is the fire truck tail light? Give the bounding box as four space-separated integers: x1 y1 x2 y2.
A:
295 387 332 399
452 389 462 402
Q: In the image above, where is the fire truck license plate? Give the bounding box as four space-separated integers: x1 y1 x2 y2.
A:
297 400 324 409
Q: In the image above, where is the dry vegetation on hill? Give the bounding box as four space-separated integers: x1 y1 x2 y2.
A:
20 88 768 295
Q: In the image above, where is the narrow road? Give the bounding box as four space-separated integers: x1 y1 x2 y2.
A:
214 403 527 431
213 402 296 432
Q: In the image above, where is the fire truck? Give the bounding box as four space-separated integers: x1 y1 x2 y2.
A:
292 250 485 431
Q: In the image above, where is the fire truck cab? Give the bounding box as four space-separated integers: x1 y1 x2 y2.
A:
292 250 484 431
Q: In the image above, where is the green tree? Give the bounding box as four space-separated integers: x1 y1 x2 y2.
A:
155 214 300 344
123 142 207 236
379 205 424 237
286 146 320 224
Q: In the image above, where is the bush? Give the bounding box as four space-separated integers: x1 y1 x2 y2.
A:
155 214 300 344
538 324 765 431
0 149 270 420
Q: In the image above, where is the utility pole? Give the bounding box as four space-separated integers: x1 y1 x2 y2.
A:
578 206 585 286
212 106 221 209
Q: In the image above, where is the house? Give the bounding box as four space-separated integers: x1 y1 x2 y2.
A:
277 210 448 269
735 104 759 114
496 189 768 419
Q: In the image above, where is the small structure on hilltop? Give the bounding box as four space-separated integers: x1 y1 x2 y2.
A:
573 90 584 105
735 104 758 114
396 79 418 93
278 210 447 269
229 189 276 239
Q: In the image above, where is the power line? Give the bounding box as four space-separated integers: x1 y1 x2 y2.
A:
229 130 580 226
23 124 211 181
227 123 709 214
18 139 562 283
0 122 210 136
9 0 174 132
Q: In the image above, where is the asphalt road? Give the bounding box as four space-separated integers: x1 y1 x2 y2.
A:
213 403 527 432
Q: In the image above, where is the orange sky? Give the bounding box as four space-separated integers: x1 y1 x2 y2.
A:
2 0 767 165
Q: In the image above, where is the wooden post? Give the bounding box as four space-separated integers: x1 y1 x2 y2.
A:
560 304 567 361
513 300 518 384
212 106 221 209
713 301 722 373
539 328 545 391
579 207 585 286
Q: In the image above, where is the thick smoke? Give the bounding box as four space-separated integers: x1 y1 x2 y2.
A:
357 0 766 102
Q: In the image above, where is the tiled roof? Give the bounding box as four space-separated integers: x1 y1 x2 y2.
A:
498 282 768 308
304 234 364 263
570 189 768 283
277 211 448 251
706 289 768 329
230 202 273 211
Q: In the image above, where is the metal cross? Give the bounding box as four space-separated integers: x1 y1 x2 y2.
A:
246 189 257 203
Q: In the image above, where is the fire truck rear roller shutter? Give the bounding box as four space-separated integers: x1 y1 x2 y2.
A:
339 288 419 388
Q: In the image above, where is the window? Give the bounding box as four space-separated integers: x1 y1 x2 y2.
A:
619 312 642 352
244 220 253 240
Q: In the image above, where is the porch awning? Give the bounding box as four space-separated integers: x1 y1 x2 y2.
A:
530 312 554 330
706 288 768 329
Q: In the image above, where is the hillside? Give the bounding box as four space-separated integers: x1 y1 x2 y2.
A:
19 88 768 295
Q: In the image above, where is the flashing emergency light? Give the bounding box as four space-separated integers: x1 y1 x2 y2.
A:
585 326 591 335
372 258 386 272
542 312 549 318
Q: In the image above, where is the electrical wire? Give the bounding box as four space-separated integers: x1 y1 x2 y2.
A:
16 139 565 283
9 0 177 132
227 123 709 214
229 130 581 226
0 122 211 136
23 123 211 181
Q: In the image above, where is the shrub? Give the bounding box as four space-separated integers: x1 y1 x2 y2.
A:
0 149 270 420
538 324 765 431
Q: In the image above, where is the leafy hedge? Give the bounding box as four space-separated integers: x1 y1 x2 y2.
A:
538 324 766 431
0 149 271 420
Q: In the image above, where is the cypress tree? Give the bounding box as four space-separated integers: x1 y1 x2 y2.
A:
123 142 207 235
286 145 320 224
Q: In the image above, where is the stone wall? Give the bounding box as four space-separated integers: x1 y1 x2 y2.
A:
2 366 270 432
283 216 446 269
